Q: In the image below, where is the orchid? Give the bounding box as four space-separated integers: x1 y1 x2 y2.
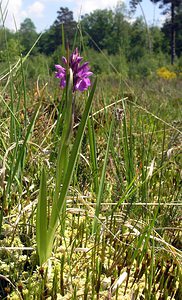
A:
55 48 93 92
37 48 97 265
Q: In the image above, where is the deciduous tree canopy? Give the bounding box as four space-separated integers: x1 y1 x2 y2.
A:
0 3 181 68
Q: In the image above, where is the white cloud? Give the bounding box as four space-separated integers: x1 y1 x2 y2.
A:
28 1 45 18
0 0 26 30
0 0 45 30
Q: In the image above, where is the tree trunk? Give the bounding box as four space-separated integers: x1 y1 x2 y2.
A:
171 0 176 65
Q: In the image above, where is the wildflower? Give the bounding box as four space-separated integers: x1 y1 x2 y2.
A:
157 67 176 80
55 48 93 92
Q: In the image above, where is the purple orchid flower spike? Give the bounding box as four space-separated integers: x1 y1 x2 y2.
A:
55 48 93 92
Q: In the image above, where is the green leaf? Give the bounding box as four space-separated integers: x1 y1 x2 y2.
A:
46 78 97 261
88 115 99 195
6 104 40 194
54 68 73 202
92 118 114 233
36 166 48 265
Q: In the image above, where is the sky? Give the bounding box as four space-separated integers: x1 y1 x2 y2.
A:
0 0 165 32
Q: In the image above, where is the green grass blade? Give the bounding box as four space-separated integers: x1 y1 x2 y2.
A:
122 100 134 185
87 114 99 194
36 166 48 265
92 118 114 233
47 78 97 259
54 69 73 201
61 24 65 55
6 104 40 193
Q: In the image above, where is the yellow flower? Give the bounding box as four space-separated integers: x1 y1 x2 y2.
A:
157 67 177 79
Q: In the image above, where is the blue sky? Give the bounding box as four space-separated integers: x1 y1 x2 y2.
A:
1 0 165 32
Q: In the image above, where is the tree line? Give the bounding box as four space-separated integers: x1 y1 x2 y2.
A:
0 2 181 74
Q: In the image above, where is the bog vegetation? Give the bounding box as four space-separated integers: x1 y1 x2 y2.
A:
0 1 181 299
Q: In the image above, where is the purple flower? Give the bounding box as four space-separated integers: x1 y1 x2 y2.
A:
55 48 93 92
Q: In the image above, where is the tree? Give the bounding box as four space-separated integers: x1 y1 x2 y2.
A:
112 2 131 55
129 0 182 64
128 18 148 61
53 7 77 48
81 9 115 53
150 26 165 54
19 18 38 55
81 6 144 56
152 0 181 64
0 28 23 63
39 7 77 55
0 27 14 52
38 26 57 55
161 3 182 58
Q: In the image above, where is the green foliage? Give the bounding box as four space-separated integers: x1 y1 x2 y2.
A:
19 18 39 55
0 38 21 64
85 48 111 74
162 4 182 57
128 53 168 79
111 52 129 78
53 6 77 48
81 9 115 52
0 5 181 80
81 6 131 55
128 18 149 62
38 7 77 55
130 0 182 64
0 27 14 50
0 28 23 67
23 54 51 83
38 25 57 55
36 70 97 264
51 46 66 68
150 26 165 54
113 5 130 55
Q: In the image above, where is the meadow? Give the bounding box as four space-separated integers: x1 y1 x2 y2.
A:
0 35 182 300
